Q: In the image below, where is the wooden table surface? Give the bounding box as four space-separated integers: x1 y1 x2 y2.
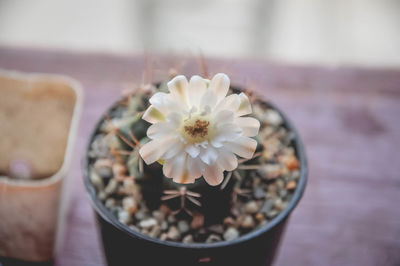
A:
1 47 400 266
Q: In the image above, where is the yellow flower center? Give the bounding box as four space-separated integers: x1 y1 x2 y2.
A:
180 115 212 144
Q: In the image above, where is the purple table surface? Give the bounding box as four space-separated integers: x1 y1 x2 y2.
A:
1 47 400 266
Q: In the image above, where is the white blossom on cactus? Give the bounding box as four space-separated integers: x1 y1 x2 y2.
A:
139 73 260 186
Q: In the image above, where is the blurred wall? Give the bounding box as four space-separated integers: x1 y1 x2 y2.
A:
0 0 399 67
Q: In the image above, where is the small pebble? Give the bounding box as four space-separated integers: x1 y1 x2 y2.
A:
135 210 147 220
149 225 162 238
283 132 296 145
260 199 275 214
206 234 222 243
129 225 140 232
279 189 288 198
122 197 138 214
282 155 299 170
260 164 282 180
286 180 297 190
141 228 149 235
231 207 240 217
255 213 264 223
291 170 300 180
177 220 190 234
244 201 259 214
94 158 112 168
110 206 119 217
257 220 269 229
253 187 266 199
182 234 194 244
118 210 131 224
241 215 255 229
223 227 239 241
105 198 116 208
161 220 168 231
159 204 171 215
266 192 277 199
90 172 104 190
160 233 168 241
104 179 118 195
123 178 136 193
139 218 157 229
152 210 165 222
276 179 285 189
274 198 284 211
191 213 204 229
223 217 235 227
252 176 261 186
267 210 279 219
196 228 208 239
113 163 127 178
167 214 177 224
281 167 290 177
208 224 224 234
97 191 107 201
97 166 113 180
167 226 181 241
89 135 109 158
264 109 283 126
267 184 278 193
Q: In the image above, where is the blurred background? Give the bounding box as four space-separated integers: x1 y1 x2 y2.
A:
0 0 399 68
1 1 400 266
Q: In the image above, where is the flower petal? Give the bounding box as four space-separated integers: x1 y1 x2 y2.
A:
203 163 224 186
214 110 234 125
214 123 242 142
217 148 238 171
163 153 193 184
149 92 177 114
142 106 166 124
214 94 240 113
162 138 184 160
177 174 196 184
139 135 175 164
163 153 184 177
224 136 257 159
185 145 201 158
211 114 239 148
147 122 174 139
188 75 207 107
237 93 252 116
168 75 189 103
210 73 230 104
236 117 260 137
199 89 217 112
166 112 182 127
187 156 206 180
199 145 218 165
210 138 224 148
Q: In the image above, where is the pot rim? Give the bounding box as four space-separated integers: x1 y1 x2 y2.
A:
82 85 308 249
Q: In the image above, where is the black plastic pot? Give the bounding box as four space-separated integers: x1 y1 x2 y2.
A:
83 87 308 266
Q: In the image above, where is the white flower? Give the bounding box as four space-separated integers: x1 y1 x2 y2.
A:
139 73 260 186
